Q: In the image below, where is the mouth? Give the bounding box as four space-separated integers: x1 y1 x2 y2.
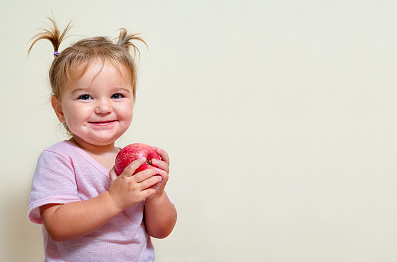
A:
88 120 117 126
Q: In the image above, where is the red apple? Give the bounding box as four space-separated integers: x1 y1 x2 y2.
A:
115 143 161 176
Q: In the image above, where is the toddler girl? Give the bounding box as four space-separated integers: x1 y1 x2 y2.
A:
28 19 177 262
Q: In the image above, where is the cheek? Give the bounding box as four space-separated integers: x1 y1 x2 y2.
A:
63 104 91 126
124 107 134 124
119 104 134 125
119 101 134 116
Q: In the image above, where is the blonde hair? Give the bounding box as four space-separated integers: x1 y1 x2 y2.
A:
28 18 147 99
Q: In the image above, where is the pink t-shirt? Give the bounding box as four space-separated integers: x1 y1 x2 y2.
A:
28 141 155 262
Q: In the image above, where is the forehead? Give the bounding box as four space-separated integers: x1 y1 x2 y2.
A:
69 58 131 82
59 60 133 96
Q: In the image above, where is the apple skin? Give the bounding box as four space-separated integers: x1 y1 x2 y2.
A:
115 143 161 176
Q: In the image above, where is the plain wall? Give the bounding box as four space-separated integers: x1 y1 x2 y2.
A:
1 0 397 261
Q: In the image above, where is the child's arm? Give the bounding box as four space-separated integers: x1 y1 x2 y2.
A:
40 192 122 242
144 147 177 239
40 158 161 242
144 191 177 239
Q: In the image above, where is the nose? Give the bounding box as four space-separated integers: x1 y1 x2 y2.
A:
95 98 112 114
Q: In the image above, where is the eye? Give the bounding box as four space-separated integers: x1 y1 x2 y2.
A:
111 93 125 99
78 94 93 100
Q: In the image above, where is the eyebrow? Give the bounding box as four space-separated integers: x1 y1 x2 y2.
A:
117 87 133 93
70 87 132 94
70 88 89 94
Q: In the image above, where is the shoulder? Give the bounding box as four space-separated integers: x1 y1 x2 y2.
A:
39 140 85 161
36 140 80 170
43 140 76 156
29 141 82 224
35 141 75 170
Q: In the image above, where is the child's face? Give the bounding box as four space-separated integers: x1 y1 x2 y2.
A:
52 59 134 147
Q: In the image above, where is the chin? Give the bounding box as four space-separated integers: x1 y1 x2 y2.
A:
91 136 120 146
75 134 120 147
72 128 126 147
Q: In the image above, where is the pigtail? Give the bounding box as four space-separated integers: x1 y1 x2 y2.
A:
28 17 72 56
116 28 148 57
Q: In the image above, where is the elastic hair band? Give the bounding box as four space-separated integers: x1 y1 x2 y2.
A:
54 51 60 57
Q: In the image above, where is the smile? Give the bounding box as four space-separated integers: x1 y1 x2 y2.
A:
88 120 117 127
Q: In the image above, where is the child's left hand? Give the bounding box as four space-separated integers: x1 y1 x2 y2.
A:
150 146 170 197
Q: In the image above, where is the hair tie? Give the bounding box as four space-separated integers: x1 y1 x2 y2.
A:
54 51 60 57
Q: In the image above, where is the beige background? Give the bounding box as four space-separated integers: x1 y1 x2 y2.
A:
1 0 397 261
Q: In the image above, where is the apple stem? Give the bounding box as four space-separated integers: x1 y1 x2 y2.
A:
147 158 152 165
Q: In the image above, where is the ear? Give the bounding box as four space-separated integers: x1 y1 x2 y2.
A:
51 95 66 123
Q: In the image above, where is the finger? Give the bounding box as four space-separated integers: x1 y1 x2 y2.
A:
109 167 118 181
133 168 159 183
142 188 157 199
121 157 147 177
139 174 163 190
151 158 169 173
154 146 170 165
156 168 169 182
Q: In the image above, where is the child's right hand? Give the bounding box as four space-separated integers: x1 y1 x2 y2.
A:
108 157 162 211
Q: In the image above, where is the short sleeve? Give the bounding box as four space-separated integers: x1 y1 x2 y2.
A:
28 150 80 224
